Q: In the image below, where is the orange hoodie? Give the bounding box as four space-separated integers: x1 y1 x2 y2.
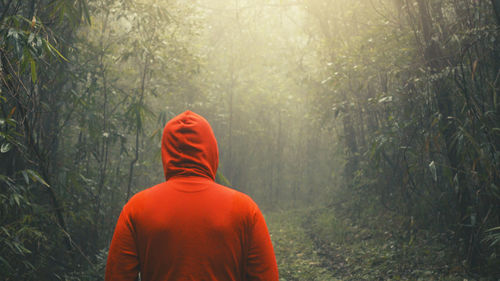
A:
105 110 278 281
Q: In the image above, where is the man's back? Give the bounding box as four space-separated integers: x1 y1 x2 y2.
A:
105 111 278 281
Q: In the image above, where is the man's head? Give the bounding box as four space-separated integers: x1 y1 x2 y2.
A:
161 110 219 181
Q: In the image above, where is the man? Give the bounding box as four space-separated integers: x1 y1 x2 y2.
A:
105 110 279 281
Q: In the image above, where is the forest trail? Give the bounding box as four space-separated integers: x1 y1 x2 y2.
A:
267 209 339 281
267 208 475 281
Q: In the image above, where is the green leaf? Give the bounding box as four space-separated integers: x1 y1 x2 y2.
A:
80 0 91 24
26 169 50 187
21 170 29 184
1 142 11 153
30 59 37 82
12 193 21 207
0 175 13 185
486 226 500 232
0 256 12 270
21 48 30 74
428 161 437 182
44 39 69 62
378 96 393 103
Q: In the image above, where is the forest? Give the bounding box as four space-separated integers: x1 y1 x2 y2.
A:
0 0 499 280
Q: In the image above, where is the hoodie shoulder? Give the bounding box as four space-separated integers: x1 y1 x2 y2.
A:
213 183 260 215
123 182 166 210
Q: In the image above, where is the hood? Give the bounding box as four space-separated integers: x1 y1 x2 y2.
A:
161 110 219 181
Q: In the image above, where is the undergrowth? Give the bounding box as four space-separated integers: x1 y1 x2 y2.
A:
267 209 339 281
268 206 496 281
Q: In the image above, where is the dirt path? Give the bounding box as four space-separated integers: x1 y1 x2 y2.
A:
267 209 340 281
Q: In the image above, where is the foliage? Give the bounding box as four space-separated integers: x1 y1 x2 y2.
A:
302 0 500 275
268 207 487 280
1 0 499 279
304 207 477 280
1 0 202 278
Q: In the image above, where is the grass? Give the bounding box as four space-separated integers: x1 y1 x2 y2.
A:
267 209 339 281
266 207 490 281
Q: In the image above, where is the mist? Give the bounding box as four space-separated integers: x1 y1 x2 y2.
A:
1 0 499 279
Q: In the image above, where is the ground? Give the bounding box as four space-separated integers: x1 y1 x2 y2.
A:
266 207 487 281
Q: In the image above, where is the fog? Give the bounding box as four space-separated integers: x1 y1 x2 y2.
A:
1 0 499 279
